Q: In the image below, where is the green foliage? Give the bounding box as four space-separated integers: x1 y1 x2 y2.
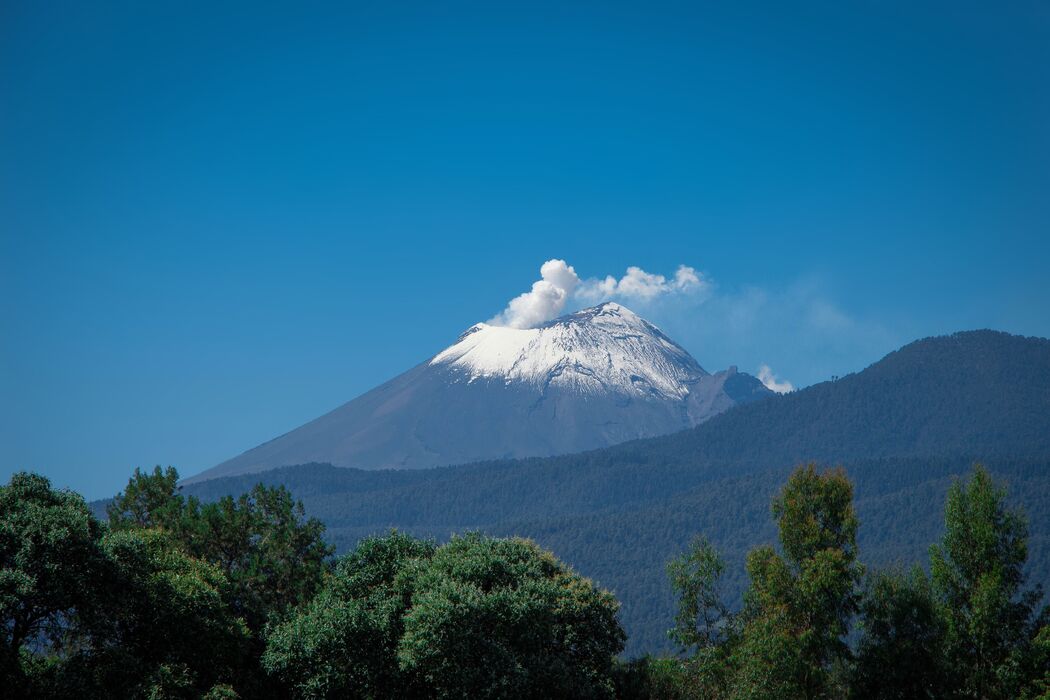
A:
0 472 252 699
2 467 334 698
850 466 1050 699
107 466 186 531
171 453 1050 656
667 535 732 654
929 465 1049 699
263 586 394 698
655 463 1050 700
109 467 333 632
263 531 433 698
0 472 106 696
772 465 858 567
399 533 625 699
181 484 332 632
851 566 947 699
266 531 625 699
107 465 332 696
612 656 703 699
1022 625 1050 700
6 458 1050 699
727 605 805 700
728 465 861 698
76 529 250 698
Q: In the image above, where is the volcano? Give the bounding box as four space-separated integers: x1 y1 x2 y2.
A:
189 303 771 482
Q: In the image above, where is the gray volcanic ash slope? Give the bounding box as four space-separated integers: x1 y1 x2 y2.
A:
190 302 770 482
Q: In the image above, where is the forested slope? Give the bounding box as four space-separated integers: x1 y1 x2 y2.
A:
180 457 1050 655
174 330 1050 655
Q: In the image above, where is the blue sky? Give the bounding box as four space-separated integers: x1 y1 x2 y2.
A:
2 1 1048 499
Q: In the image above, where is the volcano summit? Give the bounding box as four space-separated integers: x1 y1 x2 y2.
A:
191 303 770 482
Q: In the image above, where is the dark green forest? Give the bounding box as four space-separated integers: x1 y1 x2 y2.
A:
5 464 1049 698
169 456 1050 657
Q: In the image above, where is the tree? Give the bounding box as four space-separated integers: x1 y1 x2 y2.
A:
1022 625 1050 700
61 529 251 699
667 536 731 654
729 464 862 699
666 536 735 697
929 465 1049 699
108 466 333 697
398 533 625 699
109 468 331 627
611 656 700 700
1 471 251 699
1 473 107 696
727 603 806 700
266 531 626 699
183 484 332 631
263 531 435 699
851 567 947 699
106 466 187 531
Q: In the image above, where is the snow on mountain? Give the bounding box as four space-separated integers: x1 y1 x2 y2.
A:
187 303 771 483
430 303 705 399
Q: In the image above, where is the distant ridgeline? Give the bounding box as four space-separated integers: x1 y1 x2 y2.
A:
178 329 1050 656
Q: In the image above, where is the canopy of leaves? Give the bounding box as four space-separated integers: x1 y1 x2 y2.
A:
58 529 251 699
666 535 731 654
650 464 1050 700
0 473 106 695
266 531 625 699
929 466 1049 699
725 466 862 698
1 472 252 699
263 531 433 698
108 466 333 630
852 566 947 699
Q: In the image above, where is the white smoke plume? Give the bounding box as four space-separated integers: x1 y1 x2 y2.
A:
578 264 702 302
488 259 581 329
757 364 794 394
490 259 705 328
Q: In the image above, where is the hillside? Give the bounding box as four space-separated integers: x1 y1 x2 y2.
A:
177 329 1050 655
623 329 1050 465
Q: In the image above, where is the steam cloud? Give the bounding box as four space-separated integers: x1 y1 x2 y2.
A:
757 364 794 394
489 259 704 329
489 260 581 329
576 265 702 302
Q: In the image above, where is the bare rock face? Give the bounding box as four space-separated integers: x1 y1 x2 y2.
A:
188 303 771 482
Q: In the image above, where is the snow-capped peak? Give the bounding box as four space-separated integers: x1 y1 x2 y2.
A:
430 302 707 399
